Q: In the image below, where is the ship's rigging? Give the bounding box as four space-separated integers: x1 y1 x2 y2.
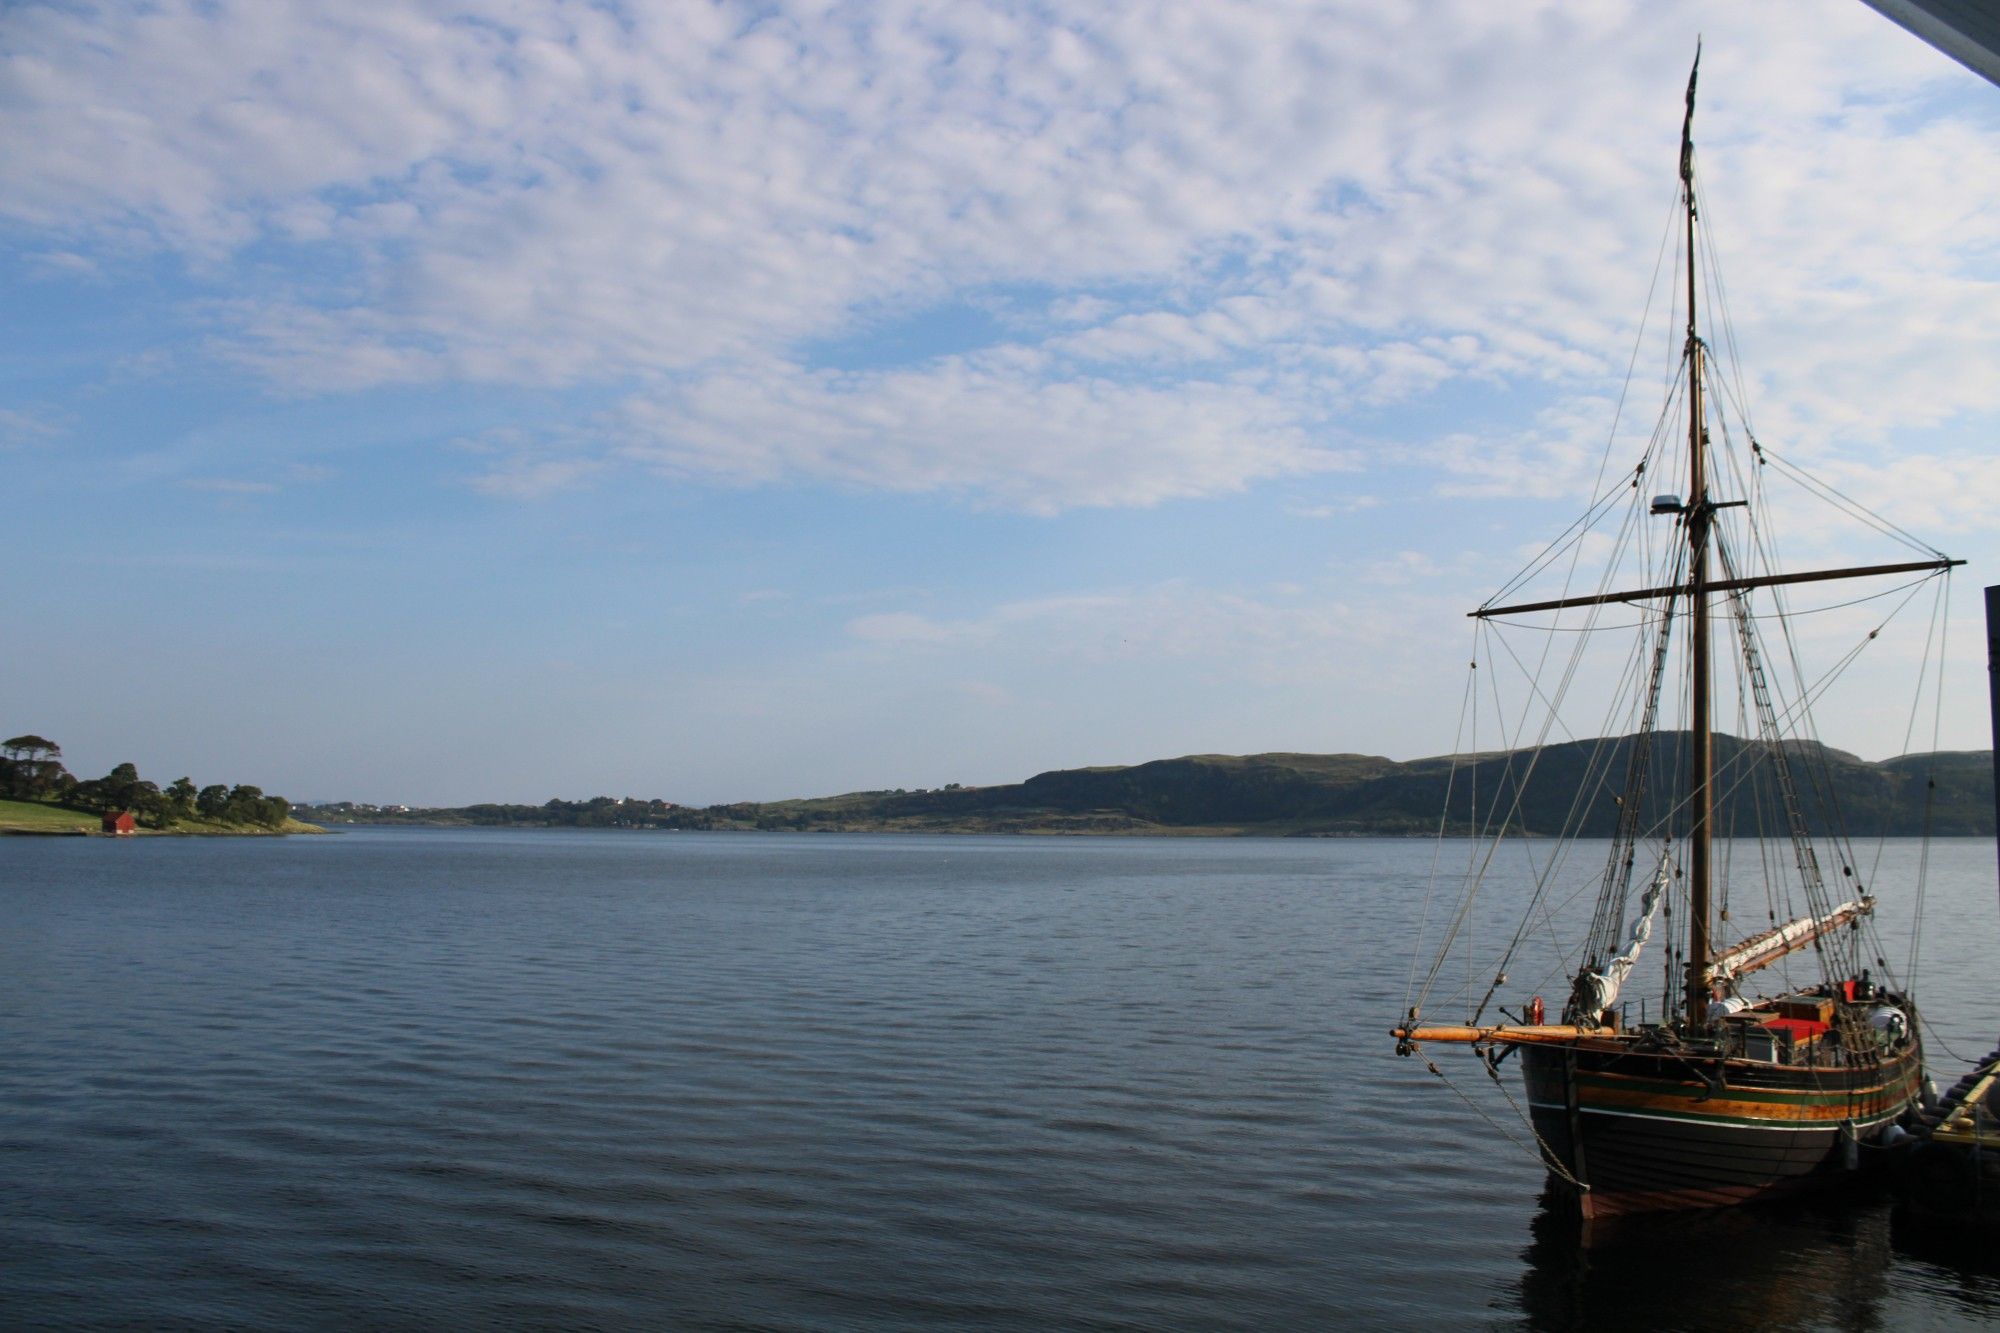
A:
1393 51 1956 1217
1404 54 1959 1037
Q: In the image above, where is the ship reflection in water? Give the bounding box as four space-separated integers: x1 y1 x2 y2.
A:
1510 1182 2000 1329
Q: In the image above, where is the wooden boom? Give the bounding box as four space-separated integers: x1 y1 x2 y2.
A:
1473 557 1960 620
1706 898 1870 984
1393 1023 1590 1049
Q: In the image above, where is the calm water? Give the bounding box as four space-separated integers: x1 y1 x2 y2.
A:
3 829 1997 1330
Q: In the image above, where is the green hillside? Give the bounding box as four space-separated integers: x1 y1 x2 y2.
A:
298 735 1996 837
0 798 99 834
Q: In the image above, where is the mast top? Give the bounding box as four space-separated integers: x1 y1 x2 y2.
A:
1682 43 1700 189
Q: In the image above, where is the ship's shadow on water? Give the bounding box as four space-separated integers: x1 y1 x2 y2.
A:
1509 1181 2000 1330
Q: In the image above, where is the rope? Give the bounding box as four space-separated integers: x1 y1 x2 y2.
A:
1754 446 1948 560
1418 1052 1589 1192
1902 573 1950 985
1408 104 1958 1074
1405 642 1482 1017
1915 1009 1986 1068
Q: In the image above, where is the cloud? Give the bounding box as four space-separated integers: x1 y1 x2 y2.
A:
465 453 602 499
1765 450 2000 542
23 250 100 279
1356 551 1441 586
175 463 332 503
614 352 1353 512
846 611 970 646
840 579 1444 688
0 406 65 448
1287 496 1380 519
3 0 1993 510
182 477 279 494
1425 395 1630 500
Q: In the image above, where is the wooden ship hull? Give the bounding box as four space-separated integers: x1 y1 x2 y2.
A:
1522 1037 1923 1219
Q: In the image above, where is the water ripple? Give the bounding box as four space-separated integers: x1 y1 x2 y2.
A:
2 830 1996 1328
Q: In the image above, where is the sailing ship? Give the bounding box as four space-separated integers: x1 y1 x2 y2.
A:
1392 54 1961 1220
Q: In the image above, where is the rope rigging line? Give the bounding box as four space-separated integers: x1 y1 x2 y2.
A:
1417 1056 1588 1191
1420 618 1564 1016
1457 547 1676 1016
1405 636 1485 1019
1413 626 1503 1014
1691 169 1757 443
1418 602 1626 1016
1448 554 1944 1019
1901 572 1951 988
1740 518 1892 966
1418 517 1943 1018
1484 366 1682 613
1582 182 1688 504
1407 142 1959 1042
1713 532 1849 980
1754 446 1950 561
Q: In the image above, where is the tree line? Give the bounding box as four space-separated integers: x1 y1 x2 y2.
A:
1 734 293 830
300 795 687 828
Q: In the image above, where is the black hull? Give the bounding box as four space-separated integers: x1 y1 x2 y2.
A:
1522 1040 1923 1219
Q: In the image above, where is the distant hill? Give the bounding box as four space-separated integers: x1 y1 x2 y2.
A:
297 734 1995 837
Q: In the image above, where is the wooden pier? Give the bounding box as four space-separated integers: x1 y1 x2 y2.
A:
1899 1041 2000 1223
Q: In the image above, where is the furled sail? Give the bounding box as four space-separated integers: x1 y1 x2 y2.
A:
1568 866 1669 1022
1707 898 1872 985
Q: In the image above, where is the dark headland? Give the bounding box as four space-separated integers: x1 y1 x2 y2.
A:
297 734 1995 838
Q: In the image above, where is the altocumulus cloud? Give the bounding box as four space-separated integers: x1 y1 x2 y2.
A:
3 0 1996 512
842 581 1432 689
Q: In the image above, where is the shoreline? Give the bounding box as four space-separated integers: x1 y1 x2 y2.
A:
0 802 327 838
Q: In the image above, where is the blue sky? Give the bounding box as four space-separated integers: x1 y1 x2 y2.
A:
5 1 2000 805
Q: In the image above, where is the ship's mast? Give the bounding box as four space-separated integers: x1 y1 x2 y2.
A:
1681 50 1714 1027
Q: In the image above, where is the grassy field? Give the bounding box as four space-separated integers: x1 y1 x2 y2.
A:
0 799 326 836
168 815 327 836
0 798 98 833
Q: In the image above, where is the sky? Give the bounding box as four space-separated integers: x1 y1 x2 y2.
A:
5 1 2000 806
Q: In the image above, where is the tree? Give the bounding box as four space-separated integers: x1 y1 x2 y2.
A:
2 735 60 764
0 740 294 830
129 782 168 828
69 777 108 811
1 734 69 800
223 784 264 824
70 764 130 813
105 763 143 811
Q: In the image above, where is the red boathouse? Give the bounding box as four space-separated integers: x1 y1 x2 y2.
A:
101 811 136 835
